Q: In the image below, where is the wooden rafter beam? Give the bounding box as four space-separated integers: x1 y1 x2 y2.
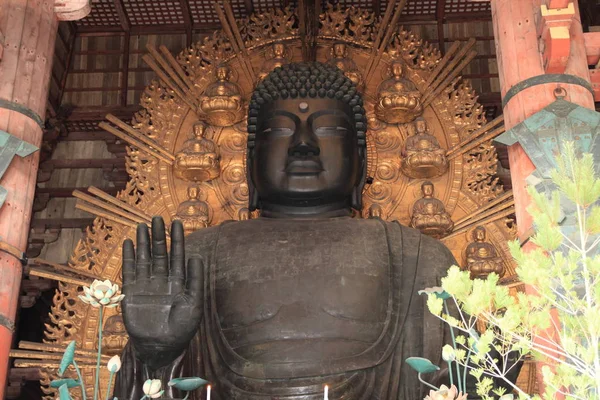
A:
244 0 254 15
436 0 447 55
120 33 130 106
178 0 194 46
35 186 124 198
30 218 95 230
113 0 130 31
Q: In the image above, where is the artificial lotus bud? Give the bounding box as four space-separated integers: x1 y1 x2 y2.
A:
107 355 121 373
143 379 163 399
441 344 456 362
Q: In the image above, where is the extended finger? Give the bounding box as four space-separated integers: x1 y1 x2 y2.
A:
122 239 136 289
186 256 204 303
136 223 151 280
151 216 168 277
169 220 185 292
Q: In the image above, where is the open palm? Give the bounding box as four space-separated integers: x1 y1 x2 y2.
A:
121 217 203 369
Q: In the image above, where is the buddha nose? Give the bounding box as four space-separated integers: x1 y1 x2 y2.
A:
288 140 320 157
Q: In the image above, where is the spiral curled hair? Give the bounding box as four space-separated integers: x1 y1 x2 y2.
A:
247 62 367 149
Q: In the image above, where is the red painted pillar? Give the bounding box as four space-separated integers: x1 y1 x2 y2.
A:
491 0 594 394
0 1 89 397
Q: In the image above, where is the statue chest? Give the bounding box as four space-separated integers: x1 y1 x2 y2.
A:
208 218 392 361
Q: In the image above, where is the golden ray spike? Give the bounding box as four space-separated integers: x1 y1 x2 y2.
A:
422 49 477 108
99 120 174 165
224 0 257 82
87 186 152 223
28 268 91 287
364 0 397 79
29 258 103 281
13 360 97 369
365 0 408 87
146 44 195 102
142 54 200 112
453 199 515 232
446 114 504 158
442 207 516 241
18 341 112 361
75 202 139 229
423 38 475 99
425 41 461 88
73 190 148 225
447 125 506 161
159 45 196 92
453 190 513 227
9 350 103 364
213 2 255 84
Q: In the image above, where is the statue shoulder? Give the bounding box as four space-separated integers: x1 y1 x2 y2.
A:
184 223 223 257
387 220 458 266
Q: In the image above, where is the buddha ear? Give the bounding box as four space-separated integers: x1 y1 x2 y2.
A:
352 148 367 211
249 185 259 211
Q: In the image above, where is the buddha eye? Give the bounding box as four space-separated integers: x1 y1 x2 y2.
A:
261 127 294 136
315 126 348 137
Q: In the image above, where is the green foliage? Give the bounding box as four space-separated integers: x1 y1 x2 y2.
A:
406 357 441 374
420 142 600 399
167 377 210 391
58 341 76 377
58 383 72 400
50 379 80 388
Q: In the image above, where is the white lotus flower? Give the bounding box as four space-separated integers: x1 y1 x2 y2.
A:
107 355 121 373
78 279 125 308
424 385 467 400
143 379 163 399
441 344 456 362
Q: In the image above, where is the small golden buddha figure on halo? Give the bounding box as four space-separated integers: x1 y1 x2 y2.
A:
465 226 505 279
174 122 220 182
410 181 454 238
400 117 448 179
375 61 423 124
327 42 363 87
175 185 210 235
101 307 128 355
199 63 245 127
258 42 291 81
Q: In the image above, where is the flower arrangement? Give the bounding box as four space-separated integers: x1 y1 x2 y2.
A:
54 278 209 400
412 143 600 399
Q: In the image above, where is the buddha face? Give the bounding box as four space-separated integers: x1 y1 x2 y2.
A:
273 43 286 58
474 227 487 241
193 123 205 137
188 186 200 200
391 62 403 79
251 97 362 208
421 181 434 197
415 119 427 133
216 65 230 81
333 43 347 58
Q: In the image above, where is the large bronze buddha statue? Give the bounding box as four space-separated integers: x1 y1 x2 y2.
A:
115 62 458 399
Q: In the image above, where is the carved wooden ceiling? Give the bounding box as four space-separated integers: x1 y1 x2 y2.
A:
72 0 492 35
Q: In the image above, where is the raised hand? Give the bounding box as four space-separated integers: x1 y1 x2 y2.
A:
121 217 203 370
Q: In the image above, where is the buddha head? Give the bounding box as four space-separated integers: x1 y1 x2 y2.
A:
390 61 403 80
473 226 487 242
247 62 367 216
273 42 286 58
415 117 428 134
193 123 206 138
332 42 348 59
421 181 434 198
216 64 231 82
